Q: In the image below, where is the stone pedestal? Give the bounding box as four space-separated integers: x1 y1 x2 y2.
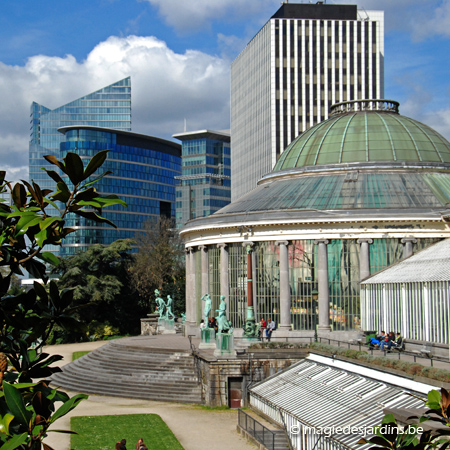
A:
214 333 236 358
199 327 216 349
162 318 176 334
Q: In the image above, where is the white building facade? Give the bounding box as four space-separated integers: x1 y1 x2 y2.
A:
231 3 384 200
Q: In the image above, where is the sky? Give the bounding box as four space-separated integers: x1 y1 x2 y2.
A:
1 0 449 184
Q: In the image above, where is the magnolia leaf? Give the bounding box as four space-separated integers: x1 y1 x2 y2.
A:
39 217 62 231
64 153 85 185
14 215 42 237
74 210 117 228
50 394 88 423
12 183 27 209
82 171 112 188
34 228 48 248
41 168 64 184
43 155 66 173
83 149 110 179
0 414 14 436
0 432 28 450
74 187 97 201
39 252 60 267
3 382 33 428
51 182 71 203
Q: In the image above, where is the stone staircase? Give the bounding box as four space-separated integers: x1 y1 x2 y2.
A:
50 338 202 403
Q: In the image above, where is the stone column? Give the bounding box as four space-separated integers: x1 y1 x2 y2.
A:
314 239 331 331
357 238 373 281
185 247 196 331
401 237 417 259
276 240 291 331
199 245 209 320
217 243 229 309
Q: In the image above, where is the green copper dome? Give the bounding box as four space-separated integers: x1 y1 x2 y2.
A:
274 100 450 171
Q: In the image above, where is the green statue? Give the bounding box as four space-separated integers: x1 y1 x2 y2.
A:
216 295 232 333
165 295 175 320
155 289 166 319
201 293 212 324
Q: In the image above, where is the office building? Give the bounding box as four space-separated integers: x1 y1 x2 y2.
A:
29 77 131 255
174 130 230 228
231 2 384 199
58 126 181 256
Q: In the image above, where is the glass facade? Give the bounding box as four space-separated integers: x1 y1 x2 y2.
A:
29 78 132 257
174 131 231 228
217 238 436 331
58 127 181 256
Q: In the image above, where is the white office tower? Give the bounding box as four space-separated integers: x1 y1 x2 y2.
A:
231 2 384 200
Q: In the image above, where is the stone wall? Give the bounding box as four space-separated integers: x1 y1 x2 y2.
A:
196 352 307 407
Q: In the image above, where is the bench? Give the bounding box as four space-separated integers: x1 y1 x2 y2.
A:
420 343 433 357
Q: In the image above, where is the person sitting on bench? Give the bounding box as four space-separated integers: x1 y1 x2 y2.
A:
266 318 275 342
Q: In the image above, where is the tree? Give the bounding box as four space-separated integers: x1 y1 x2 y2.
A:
55 239 146 338
0 149 126 449
130 217 185 315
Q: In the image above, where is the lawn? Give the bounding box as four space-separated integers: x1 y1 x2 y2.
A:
72 351 90 360
71 414 185 450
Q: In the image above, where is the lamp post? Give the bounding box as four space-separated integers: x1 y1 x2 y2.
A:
243 244 258 338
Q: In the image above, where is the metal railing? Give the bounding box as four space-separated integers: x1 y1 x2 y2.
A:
231 335 449 368
188 335 203 386
238 408 275 450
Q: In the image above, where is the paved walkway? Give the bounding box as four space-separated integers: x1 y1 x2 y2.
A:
42 340 255 450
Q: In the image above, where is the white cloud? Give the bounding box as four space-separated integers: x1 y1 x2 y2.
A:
144 0 279 33
0 35 231 181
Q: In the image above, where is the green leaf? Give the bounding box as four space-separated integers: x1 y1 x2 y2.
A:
39 217 62 231
42 197 60 211
0 414 14 436
41 168 64 184
381 414 397 425
12 183 27 209
14 215 42 237
427 390 442 405
83 149 110 179
43 155 66 173
64 153 85 185
74 210 117 228
3 382 33 428
39 252 60 267
34 228 48 248
49 394 88 423
0 433 28 450
51 182 71 203
82 171 112 188
74 187 97 202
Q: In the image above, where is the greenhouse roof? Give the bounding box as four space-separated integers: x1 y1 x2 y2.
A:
250 355 431 449
362 238 450 284
274 100 450 171
213 169 450 216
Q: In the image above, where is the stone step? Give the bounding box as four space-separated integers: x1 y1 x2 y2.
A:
50 337 203 404
51 372 201 394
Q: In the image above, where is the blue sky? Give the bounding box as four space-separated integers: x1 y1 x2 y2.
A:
0 0 449 182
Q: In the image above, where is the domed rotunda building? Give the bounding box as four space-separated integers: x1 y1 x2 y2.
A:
181 100 450 339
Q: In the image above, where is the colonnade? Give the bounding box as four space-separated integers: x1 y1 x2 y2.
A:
184 237 417 334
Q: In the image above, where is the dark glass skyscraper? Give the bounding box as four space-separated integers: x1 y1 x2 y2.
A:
29 77 131 256
58 126 181 256
173 130 231 228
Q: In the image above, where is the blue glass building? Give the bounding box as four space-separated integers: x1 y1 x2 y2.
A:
173 130 231 228
58 126 181 256
29 77 132 256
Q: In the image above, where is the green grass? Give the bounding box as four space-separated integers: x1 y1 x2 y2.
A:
71 414 185 450
72 351 90 361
